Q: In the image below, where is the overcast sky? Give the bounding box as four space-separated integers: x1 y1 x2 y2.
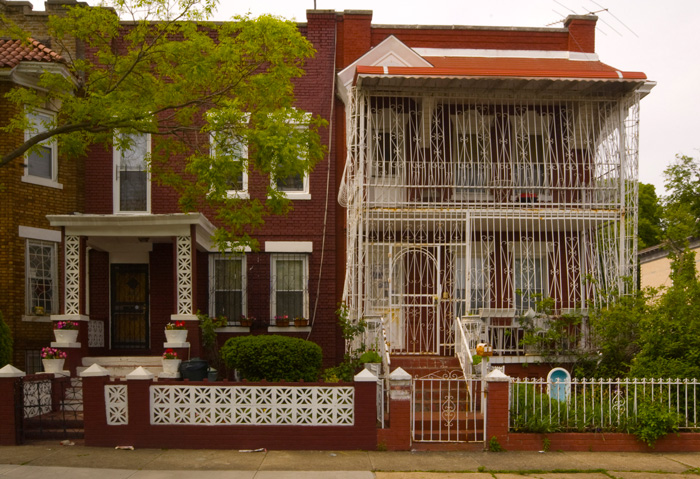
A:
30 0 700 195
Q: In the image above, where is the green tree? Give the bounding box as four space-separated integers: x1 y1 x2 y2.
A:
1 0 325 250
638 182 663 249
661 155 700 251
630 248 700 379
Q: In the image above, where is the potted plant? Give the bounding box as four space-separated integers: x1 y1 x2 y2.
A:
294 316 309 327
41 347 67 373
239 315 253 327
359 350 382 376
53 320 79 343
161 349 181 374
275 315 289 327
165 320 188 343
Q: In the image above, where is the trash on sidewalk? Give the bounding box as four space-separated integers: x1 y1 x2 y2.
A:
239 448 266 453
59 440 74 446
115 445 135 450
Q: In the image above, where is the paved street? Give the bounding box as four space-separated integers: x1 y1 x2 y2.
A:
1 443 700 478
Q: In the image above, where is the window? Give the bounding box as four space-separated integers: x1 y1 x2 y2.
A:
114 133 150 213
370 107 407 178
512 241 549 313
452 111 492 194
271 254 308 323
210 124 248 198
26 240 57 315
209 254 246 324
274 125 310 199
512 111 551 200
454 249 490 318
24 109 58 185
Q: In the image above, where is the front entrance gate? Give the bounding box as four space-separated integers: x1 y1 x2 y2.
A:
412 371 484 443
111 263 149 349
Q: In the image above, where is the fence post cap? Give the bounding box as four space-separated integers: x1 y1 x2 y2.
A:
389 367 412 381
126 366 155 380
485 369 510 382
0 364 25 378
80 364 110 377
354 368 378 382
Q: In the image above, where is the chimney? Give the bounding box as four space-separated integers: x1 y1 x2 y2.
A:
564 15 597 53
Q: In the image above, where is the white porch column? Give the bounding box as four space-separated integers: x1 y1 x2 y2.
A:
173 234 197 321
52 234 88 323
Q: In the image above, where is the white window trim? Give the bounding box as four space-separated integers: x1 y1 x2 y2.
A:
25 238 58 316
23 108 61 189
113 132 151 214
208 254 247 323
270 253 309 321
264 241 313 253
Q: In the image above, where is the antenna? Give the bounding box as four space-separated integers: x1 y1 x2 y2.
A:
546 0 638 39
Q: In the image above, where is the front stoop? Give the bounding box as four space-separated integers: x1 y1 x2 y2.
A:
80 356 164 378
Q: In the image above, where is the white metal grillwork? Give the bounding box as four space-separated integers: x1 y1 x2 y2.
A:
511 377 700 432
341 89 640 356
150 385 354 426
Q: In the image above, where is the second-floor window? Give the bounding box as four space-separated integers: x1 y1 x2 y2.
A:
370 106 407 179
210 116 249 198
114 133 150 213
25 109 58 184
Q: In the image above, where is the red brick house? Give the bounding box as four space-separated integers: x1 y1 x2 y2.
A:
1 5 651 382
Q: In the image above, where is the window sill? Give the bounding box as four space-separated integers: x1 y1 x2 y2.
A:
22 176 63 190
226 191 250 200
273 192 311 201
22 315 53 323
215 326 250 333
268 326 311 332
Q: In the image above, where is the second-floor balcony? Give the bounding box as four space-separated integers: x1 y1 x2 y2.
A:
347 94 636 211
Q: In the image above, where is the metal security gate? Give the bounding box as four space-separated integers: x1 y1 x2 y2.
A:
18 376 83 443
392 247 440 354
412 372 484 443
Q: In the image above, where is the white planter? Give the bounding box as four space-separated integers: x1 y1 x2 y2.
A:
54 329 79 343
162 358 181 374
164 329 187 343
42 358 65 373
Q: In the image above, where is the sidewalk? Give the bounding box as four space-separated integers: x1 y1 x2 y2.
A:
1 443 700 478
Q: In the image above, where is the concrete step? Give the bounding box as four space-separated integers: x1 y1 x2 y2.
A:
80 356 164 378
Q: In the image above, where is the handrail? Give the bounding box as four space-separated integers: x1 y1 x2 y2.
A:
454 316 474 378
379 316 391 374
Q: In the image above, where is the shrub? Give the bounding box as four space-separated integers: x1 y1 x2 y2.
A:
359 350 381 363
0 312 12 367
630 399 682 448
221 335 322 382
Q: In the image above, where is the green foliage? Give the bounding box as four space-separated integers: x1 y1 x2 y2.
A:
638 182 663 249
663 155 700 240
488 436 505 452
359 350 381 363
221 335 322 382
630 249 700 379
588 280 649 379
321 303 368 382
0 0 326 251
0 312 12 367
197 311 227 373
542 436 551 452
630 399 681 448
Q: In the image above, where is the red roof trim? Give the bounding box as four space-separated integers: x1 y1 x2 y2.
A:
0 38 65 68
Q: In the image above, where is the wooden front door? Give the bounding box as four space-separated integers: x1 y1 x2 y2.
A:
111 264 149 349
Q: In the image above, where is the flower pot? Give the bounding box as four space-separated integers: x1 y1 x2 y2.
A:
42 358 65 373
240 320 252 327
276 319 289 327
54 329 79 343
162 358 182 374
294 319 309 327
164 329 188 343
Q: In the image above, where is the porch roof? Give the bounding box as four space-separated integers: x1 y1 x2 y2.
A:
46 213 218 252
